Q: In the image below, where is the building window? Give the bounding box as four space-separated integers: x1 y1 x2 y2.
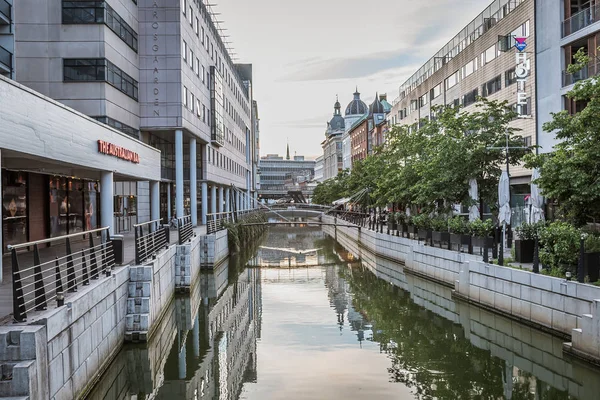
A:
201 27 205 43
190 92 194 112
419 93 428 108
445 71 459 89
512 97 532 117
482 75 502 97
189 49 194 68
62 1 138 52
63 58 138 100
195 17 199 34
202 65 206 83
462 88 478 107
93 116 139 139
523 136 532 147
431 83 442 99
482 44 497 65
188 6 193 25
182 40 187 61
462 58 477 79
505 68 517 86
183 86 188 107
410 99 418 112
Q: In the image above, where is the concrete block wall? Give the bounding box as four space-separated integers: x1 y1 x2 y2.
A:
0 325 48 399
44 266 129 400
126 245 176 342
199 230 229 268
175 233 202 289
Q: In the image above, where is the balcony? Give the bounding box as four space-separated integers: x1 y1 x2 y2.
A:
0 0 10 25
0 45 12 75
562 59 600 87
563 4 600 37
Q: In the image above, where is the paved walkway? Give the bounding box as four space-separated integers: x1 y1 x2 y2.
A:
0 225 207 323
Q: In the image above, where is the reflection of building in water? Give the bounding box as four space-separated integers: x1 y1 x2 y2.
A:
323 266 370 344
155 266 262 400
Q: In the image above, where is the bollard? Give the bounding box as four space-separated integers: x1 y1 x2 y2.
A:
57 291 64 307
578 236 585 283
483 239 489 264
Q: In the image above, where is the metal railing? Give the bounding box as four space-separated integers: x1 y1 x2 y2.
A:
8 227 115 323
563 3 600 37
134 218 168 265
0 0 10 22
178 215 194 245
562 59 600 87
0 45 12 72
207 211 234 234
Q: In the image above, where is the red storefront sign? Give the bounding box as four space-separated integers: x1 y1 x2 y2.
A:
97 140 140 164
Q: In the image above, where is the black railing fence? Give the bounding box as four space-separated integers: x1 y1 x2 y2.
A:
134 218 168 265
177 215 194 245
207 211 234 234
8 227 115 323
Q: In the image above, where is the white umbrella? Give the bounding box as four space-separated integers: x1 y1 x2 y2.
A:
468 179 480 222
530 168 545 223
498 171 511 226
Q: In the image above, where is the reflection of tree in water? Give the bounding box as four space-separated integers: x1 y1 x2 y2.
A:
338 265 573 400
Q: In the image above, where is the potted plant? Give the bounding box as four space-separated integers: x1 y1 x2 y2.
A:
387 212 398 232
412 214 432 244
539 221 580 275
514 222 545 263
406 215 418 238
431 217 450 249
470 218 495 250
395 212 406 236
448 216 472 253
584 234 600 282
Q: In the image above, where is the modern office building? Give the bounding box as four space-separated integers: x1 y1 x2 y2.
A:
258 153 315 200
389 0 535 204
5 0 256 232
536 0 600 154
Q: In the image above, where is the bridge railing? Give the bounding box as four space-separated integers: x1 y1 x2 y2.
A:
134 218 168 265
177 215 195 245
8 227 115 323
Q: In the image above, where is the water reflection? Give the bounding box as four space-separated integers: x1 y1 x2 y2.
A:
87 227 600 400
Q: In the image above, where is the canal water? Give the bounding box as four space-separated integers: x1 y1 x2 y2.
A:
86 226 600 399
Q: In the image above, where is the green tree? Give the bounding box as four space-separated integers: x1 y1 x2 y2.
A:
526 48 600 226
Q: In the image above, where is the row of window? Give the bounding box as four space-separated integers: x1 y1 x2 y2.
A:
207 147 246 177
62 1 138 52
400 2 528 97
182 85 247 157
63 58 138 100
92 116 139 139
182 0 250 116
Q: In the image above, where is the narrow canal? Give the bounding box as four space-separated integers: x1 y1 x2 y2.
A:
86 225 600 399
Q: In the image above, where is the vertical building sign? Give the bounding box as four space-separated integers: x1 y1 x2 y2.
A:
152 1 161 117
515 37 530 117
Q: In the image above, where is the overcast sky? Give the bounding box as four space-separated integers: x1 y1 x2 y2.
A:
216 0 493 159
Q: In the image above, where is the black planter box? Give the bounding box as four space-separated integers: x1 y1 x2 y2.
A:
450 233 472 253
418 229 432 243
472 236 494 249
514 239 534 263
388 222 398 231
584 252 600 283
432 231 451 249
407 225 418 238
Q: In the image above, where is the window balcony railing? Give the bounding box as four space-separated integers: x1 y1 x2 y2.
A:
0 0 10 24
562 59 600 87
0 44 12 73
563 4 600 37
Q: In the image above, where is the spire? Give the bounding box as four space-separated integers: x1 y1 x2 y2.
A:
286 141 290 160
334 95 341 116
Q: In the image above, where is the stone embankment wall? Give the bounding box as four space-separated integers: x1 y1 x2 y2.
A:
322 215 600 365
0 230 227 400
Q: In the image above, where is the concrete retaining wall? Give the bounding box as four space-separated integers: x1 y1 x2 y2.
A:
323 215 600 365
199 230 229 268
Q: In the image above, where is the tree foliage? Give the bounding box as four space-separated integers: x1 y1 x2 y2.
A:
526 48 600 226
314 98 531 217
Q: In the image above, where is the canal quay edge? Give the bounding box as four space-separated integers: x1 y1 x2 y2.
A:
321 215 600 368
0 230 229 400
